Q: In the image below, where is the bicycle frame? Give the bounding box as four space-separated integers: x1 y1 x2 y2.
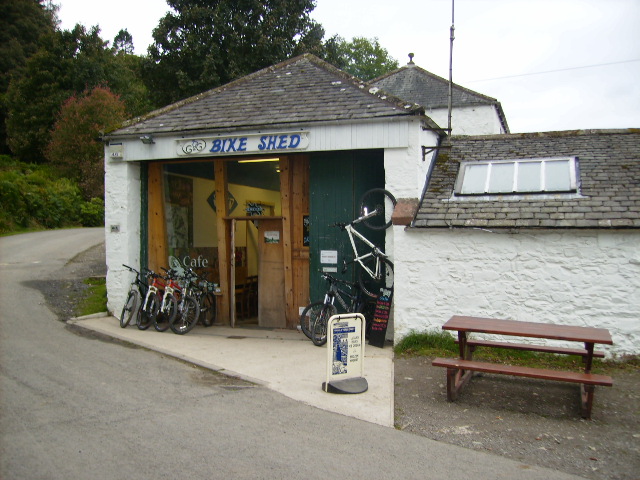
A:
342 222 388 281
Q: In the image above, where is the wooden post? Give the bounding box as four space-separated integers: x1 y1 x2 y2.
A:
279 157 295 328
147 163 167 272
214 160 231 325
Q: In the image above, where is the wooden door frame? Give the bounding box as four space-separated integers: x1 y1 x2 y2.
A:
145 155 310 329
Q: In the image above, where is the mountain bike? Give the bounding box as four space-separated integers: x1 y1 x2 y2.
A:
300 273 371 346
119 265 148 328
193 274 218 327
168 268 200 335
334 188 396 298
137 270 164 330
154 267 182 332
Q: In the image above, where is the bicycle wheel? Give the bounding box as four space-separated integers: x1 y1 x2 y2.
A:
136 294 154 330
359 188 397 230
358 257 394 298
200 292 216 327
299 301 324 339
170 296 200 335
153 295 173 332
311 304 337 346
120 289 139 328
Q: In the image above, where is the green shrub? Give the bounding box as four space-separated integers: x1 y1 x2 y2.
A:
0 156 104 234
80 197 105 227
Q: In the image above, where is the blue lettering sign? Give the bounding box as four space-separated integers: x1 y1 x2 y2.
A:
210 139 222 153
289 134 301 148
238 137 247 151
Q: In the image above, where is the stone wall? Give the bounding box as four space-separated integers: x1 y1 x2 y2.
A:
392 226 640 357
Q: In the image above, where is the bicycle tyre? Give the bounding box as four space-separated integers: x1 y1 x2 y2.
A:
299 301 323 339
200 292 216 327
153 295 172 332
359 188 397 230
136 294 154 330
170 296 200 335
358 257 394 298
120 290 139 328
311 304 337 346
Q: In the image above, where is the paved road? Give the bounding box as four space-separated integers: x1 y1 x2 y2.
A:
0 229 587 480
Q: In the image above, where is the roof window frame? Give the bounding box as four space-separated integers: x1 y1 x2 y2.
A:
454 156 578 196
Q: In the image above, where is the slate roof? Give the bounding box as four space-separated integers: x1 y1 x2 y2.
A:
413 129 640 229
372 62 510 133
108 54 440 138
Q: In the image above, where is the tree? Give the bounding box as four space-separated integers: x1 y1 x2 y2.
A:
143 0 326 106
331 36 399 81
46 86 127 199
113 29 134 55
5 24 152 163
0 0 57 154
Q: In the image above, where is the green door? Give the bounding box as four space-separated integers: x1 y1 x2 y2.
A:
308 149 385 305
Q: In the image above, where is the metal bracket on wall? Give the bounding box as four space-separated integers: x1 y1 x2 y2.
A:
422 144 452 162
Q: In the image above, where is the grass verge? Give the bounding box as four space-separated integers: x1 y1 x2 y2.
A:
76 276 107 317
394 330 640 374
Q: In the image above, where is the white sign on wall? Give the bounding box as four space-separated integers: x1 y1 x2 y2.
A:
176 132 309 156
320 250 338 264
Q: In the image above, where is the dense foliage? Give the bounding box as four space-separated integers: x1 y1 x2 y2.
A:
5 24 151 163
1 0 400 233
0 156 104 233
47 86 127 199
143 0 327 105
0 0 57 155
331 37 399 81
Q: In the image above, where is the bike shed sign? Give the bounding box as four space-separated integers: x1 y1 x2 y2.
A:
177 132 309 156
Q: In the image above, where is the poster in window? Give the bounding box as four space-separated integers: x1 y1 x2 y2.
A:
164 174 193 249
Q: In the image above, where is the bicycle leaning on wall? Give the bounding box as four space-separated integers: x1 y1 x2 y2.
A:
119 265 148 328
334 188 396 298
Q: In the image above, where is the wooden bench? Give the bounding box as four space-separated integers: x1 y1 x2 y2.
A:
434 315 614 419
454 339 606 359
432 358 613 418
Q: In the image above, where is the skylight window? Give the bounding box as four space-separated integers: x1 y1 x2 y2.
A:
455 157 578 195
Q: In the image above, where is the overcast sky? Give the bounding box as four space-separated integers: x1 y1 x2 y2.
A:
57 0 640 133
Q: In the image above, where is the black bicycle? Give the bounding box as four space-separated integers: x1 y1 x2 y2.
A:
299 273 373 346
120 265 148 328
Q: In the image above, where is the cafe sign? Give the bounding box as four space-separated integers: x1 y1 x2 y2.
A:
177 132 309 156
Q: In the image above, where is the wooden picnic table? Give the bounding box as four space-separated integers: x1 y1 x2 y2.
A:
432 315 613 419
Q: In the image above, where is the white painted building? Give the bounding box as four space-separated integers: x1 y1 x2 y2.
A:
372 58 509 136
103 53 638 356
392 130 640 357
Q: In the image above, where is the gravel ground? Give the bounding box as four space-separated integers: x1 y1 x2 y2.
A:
32 240 640 480
394 355 640 480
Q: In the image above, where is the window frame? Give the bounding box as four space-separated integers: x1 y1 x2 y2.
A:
454 156 578 196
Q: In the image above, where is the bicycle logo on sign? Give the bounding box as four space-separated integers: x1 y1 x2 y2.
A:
181 139 206 155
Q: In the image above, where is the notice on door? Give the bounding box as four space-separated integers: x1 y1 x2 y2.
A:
264 231 280 244
320 250 338 264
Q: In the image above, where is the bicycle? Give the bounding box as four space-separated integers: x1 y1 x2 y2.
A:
137 269 164 330
193 273 218 327
119 265 148 328
334 188 396 298
300 273 371 346
154 267 182 332
168 268 200 335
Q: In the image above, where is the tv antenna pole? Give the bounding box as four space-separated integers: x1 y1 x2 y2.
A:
447 0 455 137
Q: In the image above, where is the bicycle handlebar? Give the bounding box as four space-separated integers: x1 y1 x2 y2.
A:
320 272 356 288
